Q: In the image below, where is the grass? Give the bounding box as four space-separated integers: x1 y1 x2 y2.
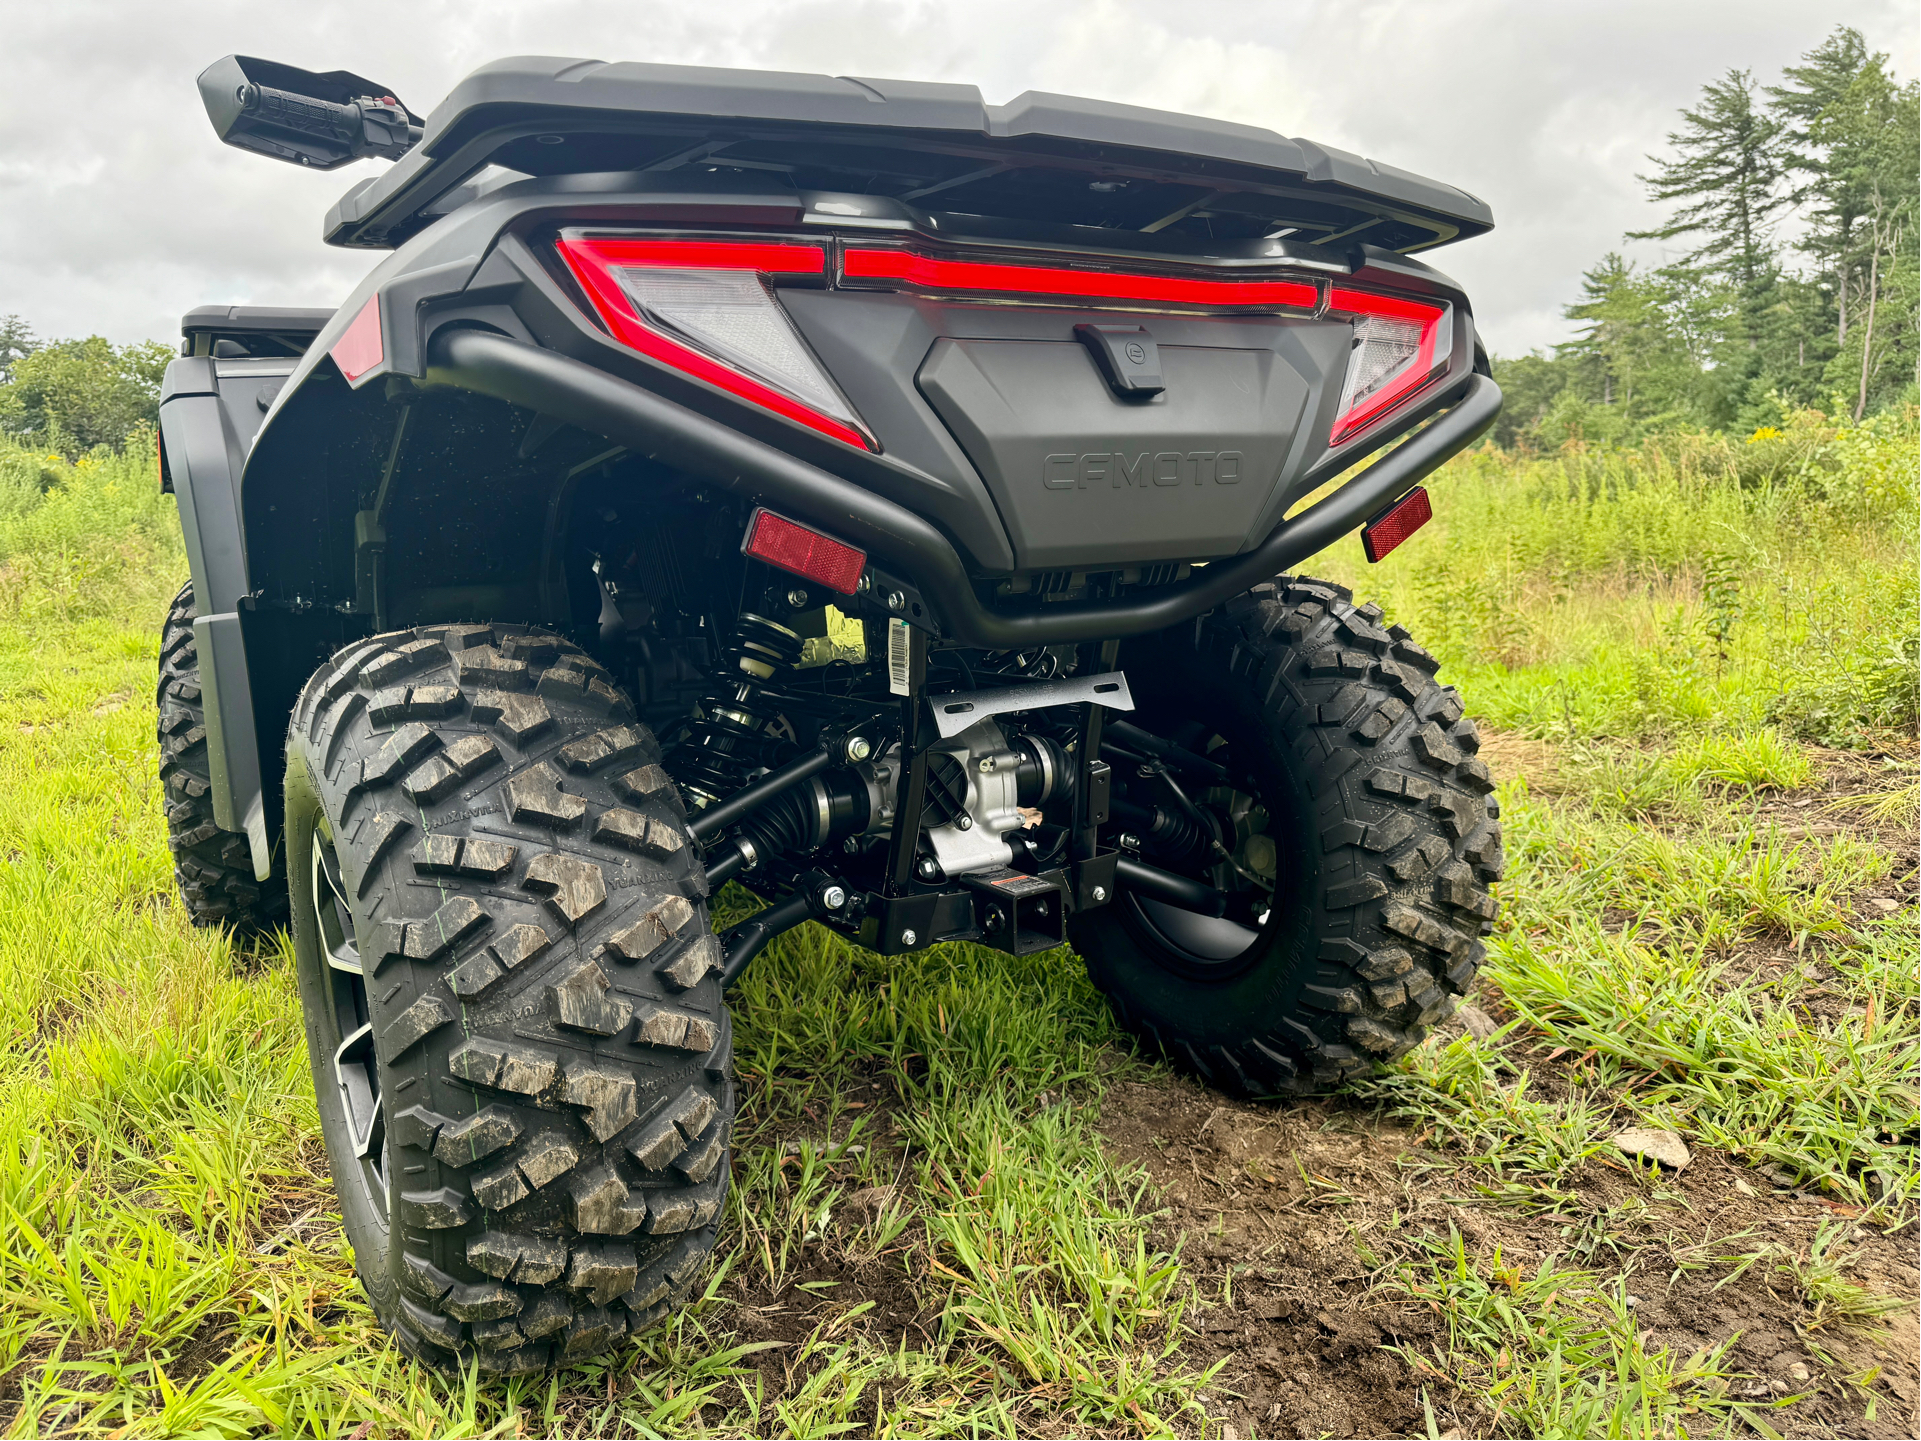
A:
0 407 1914 1437
1376 1229 1754 1438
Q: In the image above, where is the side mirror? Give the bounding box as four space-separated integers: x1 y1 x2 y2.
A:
197 55 422 169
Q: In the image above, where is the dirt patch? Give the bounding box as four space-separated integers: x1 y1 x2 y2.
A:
1098 1075 1450 1439
719 1251 934 1411
1098 1069 1919 1439
716 1076 940 1417
1474 729 1561 793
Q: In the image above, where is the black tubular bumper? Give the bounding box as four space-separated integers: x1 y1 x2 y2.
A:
426 329 1502 647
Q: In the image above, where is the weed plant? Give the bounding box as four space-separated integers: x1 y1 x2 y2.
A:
1316 407 1919 746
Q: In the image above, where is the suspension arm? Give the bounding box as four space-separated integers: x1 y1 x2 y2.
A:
688 745 835 846
719 873 849 986
1114 855 1227 917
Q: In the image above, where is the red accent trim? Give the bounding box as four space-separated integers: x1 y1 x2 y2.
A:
841 247 1319 311
741 508 866 595
1328 286 1444 323
331 295 383 384
556 238 870 451
1361 486 1433 563
561 237 826 275
1326 286 1446 446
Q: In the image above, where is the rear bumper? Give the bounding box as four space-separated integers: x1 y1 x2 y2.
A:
426 327 1501 648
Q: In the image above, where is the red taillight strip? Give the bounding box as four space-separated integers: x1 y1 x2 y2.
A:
1327 286 1442 324
841 247 1319 311
556 238 872 450
1325 285 1447 446
562 238 827 275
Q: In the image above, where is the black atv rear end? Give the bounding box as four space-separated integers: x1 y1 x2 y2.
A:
159 52 1505 1371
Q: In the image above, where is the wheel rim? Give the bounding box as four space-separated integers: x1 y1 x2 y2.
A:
311 828 388 1222
1113 727 1276 977
1130 895 1265 965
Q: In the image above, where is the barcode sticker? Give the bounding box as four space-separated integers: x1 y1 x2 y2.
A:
887 618 911 696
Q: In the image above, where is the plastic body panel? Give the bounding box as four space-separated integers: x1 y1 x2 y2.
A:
245 172 1484 596
918 339 1309 570
196 177 1491 884
782 290 1353 571
159 353 301 878
191 613 267 872
323 57 1492 250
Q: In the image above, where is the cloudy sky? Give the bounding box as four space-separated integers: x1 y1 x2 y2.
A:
1 0 1912 356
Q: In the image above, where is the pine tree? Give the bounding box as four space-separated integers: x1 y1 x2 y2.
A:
0 315 36 386
1631 70 1788 294
1769 28 1890 350
1559 254 1685 421
1822 83 1920 417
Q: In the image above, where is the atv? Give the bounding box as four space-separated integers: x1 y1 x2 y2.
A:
157 52 1505 1370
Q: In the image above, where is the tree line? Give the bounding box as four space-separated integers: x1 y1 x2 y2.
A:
0 316 172 455
1494 25 1919 448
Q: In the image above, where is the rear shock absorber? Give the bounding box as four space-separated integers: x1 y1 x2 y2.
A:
672 613 803 809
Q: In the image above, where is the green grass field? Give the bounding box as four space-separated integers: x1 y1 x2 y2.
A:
1 413 1915 1439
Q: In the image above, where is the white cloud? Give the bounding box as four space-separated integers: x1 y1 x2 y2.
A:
0 0 1910 353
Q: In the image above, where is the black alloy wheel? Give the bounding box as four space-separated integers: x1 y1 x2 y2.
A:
1068 575 1503 1095
309 821 389 1224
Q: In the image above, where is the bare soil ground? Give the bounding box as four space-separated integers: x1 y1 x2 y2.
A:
1098 1072 1918 1440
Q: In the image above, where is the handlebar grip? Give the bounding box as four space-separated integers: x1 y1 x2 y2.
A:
242 84 360 140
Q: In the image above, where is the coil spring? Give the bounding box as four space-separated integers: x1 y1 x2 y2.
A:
672 613 803 807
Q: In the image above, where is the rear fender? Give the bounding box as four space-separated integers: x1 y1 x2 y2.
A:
159 357 271 877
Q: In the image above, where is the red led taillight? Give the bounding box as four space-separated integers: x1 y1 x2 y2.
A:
840 248 1320 312
740 508 867 594
1327 287 1448 445
557 237 874 450
1360 486 1433 562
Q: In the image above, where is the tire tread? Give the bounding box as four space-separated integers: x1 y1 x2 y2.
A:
288 622 728 1369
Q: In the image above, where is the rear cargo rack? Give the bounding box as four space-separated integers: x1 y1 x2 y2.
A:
323 58 1493 253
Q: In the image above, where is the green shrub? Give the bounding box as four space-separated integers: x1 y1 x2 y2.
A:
0 336 173 456
0 428 183 623
1317 406 1919 747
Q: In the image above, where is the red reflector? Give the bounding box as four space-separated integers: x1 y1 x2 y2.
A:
1361 486 1432 563
331 295 383 384
741 508 866 595
841 248 1319 311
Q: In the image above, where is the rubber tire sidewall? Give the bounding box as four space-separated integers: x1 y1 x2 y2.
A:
286 748 402 1323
